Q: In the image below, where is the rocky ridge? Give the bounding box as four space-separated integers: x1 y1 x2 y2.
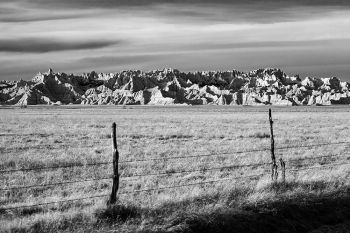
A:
1 68 350 106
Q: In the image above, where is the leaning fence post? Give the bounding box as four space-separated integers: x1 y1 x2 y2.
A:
280 158 286 183
269 109 278 181
109 122 119 205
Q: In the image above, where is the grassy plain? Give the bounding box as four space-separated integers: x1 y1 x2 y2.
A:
0 105 350 232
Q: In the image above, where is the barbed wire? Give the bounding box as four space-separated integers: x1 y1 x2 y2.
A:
0 149 269 173
1 162 269 191
287 154 347 163
0 141 348 174
0 194 109 212
0 176 112 192
0 161 113 174
122 162 269 179
2 156 347 192
119 148 272 164
122 154 349 182
120 141 349 164
289 161 350 172
120 174 264 194
2 161 349 211
275 141 349 151
0 173 263 211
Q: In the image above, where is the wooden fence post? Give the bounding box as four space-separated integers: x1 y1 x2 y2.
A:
109 122 119 205
269 109 278 181
280 158 286 183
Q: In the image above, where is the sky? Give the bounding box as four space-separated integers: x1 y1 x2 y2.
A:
1 0 350 81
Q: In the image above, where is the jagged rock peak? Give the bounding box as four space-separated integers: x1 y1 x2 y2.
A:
0 68 349 106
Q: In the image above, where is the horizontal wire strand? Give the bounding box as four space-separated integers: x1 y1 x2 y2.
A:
116 141 350 164
1 163 269 191
120 174 264 194
0 194 109 212
0 141 348 173
122 162 270 179
0 161 113 174
2 153 349 191
0 176 112 191
289 161 350 172
2 161 350 211
287 154 348 163
3 159 347 192
0 174 264 211
275 141 349 151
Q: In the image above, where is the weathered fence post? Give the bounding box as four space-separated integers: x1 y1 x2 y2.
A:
109 122 119 205
269 109 278 181
280 158 286 183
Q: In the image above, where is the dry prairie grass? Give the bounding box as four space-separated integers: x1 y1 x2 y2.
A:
0 105 350 232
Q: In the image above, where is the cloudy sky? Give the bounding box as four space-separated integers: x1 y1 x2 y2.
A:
1 0 350 80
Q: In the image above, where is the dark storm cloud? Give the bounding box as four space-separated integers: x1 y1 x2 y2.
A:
15 0 350 8
0 7 18 15
0 38 122 53
2 0 346 25
0 4 89 23
2 0 349 25
0 14 84 23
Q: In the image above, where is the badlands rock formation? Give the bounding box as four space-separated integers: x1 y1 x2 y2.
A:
0 68 349 106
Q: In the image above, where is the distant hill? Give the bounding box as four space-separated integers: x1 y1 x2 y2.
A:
1 68 349 106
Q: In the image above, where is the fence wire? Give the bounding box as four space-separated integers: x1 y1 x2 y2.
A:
0 139 349 212
0 141 348 174
119 141 349 164
2 156 347 192
0 194 109 212
0 161 113 174
0 173 263 212
287 154 348 163
0 176 112 192
2 159 349 212
275 141 349 151
0 162 269 191
289 161 350 172
120 173 263 194
122 162 270 179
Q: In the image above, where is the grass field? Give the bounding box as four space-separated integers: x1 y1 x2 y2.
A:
1 105 350 232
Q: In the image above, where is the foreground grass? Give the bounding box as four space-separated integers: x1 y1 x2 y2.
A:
4 180 350 233
0 105 350 232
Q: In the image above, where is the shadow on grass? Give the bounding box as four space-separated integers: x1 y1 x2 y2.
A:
165 183 350 233
14 181 350 233
166 195 350 233
95 201 141 224
97 182 350 233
